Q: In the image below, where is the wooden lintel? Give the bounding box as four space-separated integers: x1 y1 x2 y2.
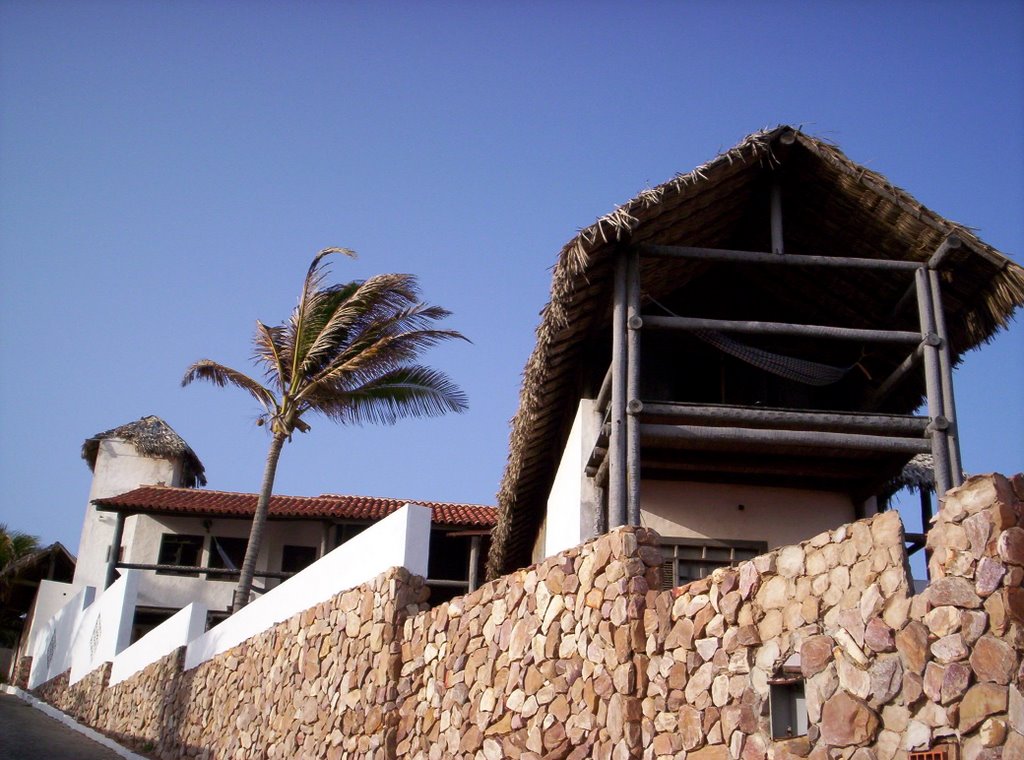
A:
643 315 922 345
640 423 931 454
638 244 922 272
639 403 929 435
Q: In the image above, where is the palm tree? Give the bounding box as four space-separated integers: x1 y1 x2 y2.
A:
0 524 40 573
183 248 468 612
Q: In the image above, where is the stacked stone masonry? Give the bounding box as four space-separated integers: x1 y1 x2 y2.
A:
31 473 1023 759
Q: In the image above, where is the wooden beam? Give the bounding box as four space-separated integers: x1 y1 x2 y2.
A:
642 314 922 345
889 235 962 317
609 253 628 528
638 456 885 481
468 535 481 593
639 244 922 271
639 402 929 435
770 180 784 254
105 511 125 589
640 423 932 454
865 343 926 411
626 247 642 526
916 269 952 497
929 269 963 486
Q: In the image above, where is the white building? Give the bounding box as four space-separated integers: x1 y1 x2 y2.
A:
73 416 494 638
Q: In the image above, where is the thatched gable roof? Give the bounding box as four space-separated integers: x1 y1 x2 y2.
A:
81 415 207 488
487 126 1024 579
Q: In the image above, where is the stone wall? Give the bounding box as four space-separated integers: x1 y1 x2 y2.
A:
29 473 1023 759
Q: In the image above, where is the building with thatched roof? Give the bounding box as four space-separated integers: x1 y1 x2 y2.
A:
66 415 494 638
73 416 207 597
487 126 1024 581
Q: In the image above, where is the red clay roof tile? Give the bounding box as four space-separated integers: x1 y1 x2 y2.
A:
94 486 496 527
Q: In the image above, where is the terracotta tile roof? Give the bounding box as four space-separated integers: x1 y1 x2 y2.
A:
94 485 496 528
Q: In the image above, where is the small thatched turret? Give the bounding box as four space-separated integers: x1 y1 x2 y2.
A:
81 416 206 488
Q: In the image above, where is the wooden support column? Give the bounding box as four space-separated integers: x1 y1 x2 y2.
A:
920 486 934 579
609 252 628 528
626 247 642 526
468 535 481 592
770 180 784 254
105 511 125 589
320 521 333 556
915 268 952 497
929 269 963 486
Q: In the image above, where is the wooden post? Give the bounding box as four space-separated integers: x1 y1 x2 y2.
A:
609 252 628 528
916 269 952 497
920 486 934 579
105 511 125 589
468 535 481 592
929 269 963 486
771 180 784 254
626 247 642 526
320 521 332 557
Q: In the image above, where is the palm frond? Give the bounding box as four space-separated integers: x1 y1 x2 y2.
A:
252 321 290 393
297 274 421 378
182 360 279 413
288 248 357 392
302 327 468 398
308 365 468 426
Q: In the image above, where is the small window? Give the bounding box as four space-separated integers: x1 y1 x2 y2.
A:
660 538 766 590
207 536 248 580
770 654 807 739
156 534 204 576
281 545 317 574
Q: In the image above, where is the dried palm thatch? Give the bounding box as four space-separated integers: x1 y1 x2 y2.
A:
81 415 207 488
487 125 1024 579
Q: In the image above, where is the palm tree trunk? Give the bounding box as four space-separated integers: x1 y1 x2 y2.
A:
231 432 287 612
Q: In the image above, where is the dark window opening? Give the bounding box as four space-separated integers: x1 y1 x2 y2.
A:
769 679 807 738
156 534 204 576
130 607 176 644
660 537 766 590
207 536 248 576
281 545 318 574
333 522 370 548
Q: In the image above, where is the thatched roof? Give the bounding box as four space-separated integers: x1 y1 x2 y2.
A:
487 126 1024 579
81 416 207 488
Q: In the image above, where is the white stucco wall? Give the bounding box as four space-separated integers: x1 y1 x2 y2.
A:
184 503 431 670
28 585 95 689
126 515 326 612
537 397 860 562
109 602 207 686
639 480 856 549
69 571 139 685
74 439 182 592
544 404 586 558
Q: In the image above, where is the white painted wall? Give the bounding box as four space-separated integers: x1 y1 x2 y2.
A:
640 480 856 549
69 571 139 685
542 399 605 560
109 602 207 686
74 439 182 592
184 503 431 671
28 585 95 689
11 580 74 679
537 397 859 561
545 403 586 557
126 515 326 612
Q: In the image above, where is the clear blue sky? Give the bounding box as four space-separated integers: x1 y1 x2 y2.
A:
2 2 1021 558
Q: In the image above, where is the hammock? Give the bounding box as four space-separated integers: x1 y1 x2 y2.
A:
649 298 858 386
694 330 856 386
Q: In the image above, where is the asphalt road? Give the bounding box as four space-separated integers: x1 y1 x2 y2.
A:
0 692 130 759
